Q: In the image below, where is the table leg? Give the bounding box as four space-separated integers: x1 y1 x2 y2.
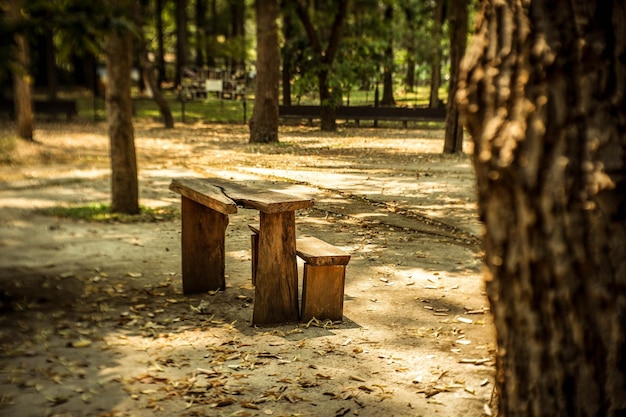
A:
252 211 299 325
180 196 228 294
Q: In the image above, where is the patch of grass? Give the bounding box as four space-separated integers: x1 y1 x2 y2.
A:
37 203 179 223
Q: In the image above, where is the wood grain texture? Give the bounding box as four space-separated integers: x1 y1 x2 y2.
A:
296 236 351 266
252 211 299 325
170 178 238 214
181 196 228 294
208 177 314 213
250 232 258 286
301 265 346 322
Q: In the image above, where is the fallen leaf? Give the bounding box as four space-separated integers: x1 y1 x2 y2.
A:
211 397 236 407
71 338 92 348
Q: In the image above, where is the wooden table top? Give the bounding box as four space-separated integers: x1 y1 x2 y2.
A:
170 177 314 214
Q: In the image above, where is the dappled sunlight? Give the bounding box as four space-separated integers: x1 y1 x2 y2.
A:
1 122 493 417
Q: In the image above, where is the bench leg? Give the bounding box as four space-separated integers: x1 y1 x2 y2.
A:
180 196 228 294
301 264 346 322
252 211 299 325
250 231 258 286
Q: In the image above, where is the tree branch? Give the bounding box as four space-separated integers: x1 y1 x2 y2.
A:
324 0 348 64
294 1 322 55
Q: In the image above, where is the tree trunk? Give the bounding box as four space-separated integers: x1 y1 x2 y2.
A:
429 0 443 108
175 0 189 88
206 0 217 67
405 55 415 93
443 0 467 154
281 5 296 106
106 7 139 215
402 3 417 93
318 70 336 132
195 0 206 68
139 22 174 129
281 57 292 106
381 4 395 107
229 0 245 72
9 0 34 141
249 0 279 144
43 28 58 100
294 0 348 132
458 1 626 416
156 0 166 86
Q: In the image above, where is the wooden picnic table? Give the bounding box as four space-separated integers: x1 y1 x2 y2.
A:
169 177 314 325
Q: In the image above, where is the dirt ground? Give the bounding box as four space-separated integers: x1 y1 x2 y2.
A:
0 120 495 417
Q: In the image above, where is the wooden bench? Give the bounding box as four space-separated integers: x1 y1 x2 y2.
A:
279 105 446 128
170 177 314 325
0 99 78 120
249 224 351 322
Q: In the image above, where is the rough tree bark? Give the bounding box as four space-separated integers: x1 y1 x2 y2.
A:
249 0 280 144
106 7 140 215
458 1 626 415
443 0 467 154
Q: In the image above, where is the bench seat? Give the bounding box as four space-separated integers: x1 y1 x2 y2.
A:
248 224 350 322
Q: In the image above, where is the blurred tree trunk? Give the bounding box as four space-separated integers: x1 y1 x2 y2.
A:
139 3 174 129
381 3 395 107
443 0 467 153
295 0 348 132
195 0 206 68
206 0 216 67
156 0 167 86
175 0 189 87
249 0 279 143
459 1 626 415
281 4 297 106
429 0 443 108
229 0 245 72
106 3 139 214
9 0 34 140
45 32 58 100
35 28 58 100
401 2 418 92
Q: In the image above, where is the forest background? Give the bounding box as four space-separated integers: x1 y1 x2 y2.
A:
0 0 467 130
